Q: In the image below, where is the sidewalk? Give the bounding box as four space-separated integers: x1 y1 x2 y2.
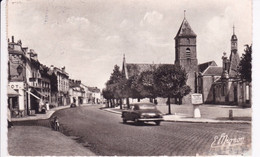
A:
103 103 252 124
8 126 95 156
11 103 91 121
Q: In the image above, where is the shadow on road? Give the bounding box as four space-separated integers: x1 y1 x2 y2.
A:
119 122 162 127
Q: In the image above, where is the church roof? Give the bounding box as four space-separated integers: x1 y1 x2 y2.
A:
202 66 223 76
125 63 174 78
175 18 196 38
231 34 237 41
229 51 240 78
198 61 218 73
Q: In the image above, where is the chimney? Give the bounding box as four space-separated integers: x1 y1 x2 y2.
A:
8 38 10 42
12 36 14 43
62 66 65 72
17 39 22 46
50 65 54 71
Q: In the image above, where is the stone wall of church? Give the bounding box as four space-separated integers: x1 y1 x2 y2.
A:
212 80 251 107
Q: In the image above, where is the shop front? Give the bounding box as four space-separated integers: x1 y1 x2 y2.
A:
8 82 27 117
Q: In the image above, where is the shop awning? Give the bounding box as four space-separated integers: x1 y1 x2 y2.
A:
25 90 40 99
8 86 21 97
35 89 46 97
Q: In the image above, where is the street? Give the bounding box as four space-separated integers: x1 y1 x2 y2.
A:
51 105 251 156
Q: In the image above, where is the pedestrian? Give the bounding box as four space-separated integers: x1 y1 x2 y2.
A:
46 101 50 111
39 99 45 113
53 116 60 131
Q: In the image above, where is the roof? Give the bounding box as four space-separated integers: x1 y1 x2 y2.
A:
231 34 237 41
47 66 69 77
202 66 223 76
88 87 100 93
229 51 240 77
125 63 174 78
198 61 218 73
175 18 196 38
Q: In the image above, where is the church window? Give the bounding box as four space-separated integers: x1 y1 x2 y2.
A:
186 48 191 59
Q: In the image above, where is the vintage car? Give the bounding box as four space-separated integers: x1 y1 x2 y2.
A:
121 103 164 125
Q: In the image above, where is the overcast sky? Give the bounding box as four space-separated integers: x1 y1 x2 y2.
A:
7 0 252 89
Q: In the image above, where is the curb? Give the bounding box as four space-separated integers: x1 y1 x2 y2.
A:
101 108 251 124
12 104 94 122
102 108 122 115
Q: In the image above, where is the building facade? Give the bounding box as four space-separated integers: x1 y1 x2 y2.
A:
8 36 28 117
39 64 51 105
49 66 70 106
69 79 84 106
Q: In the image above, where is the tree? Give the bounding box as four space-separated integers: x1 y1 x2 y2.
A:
105 65 122 108
127 74 144 102
136 70 156 102
105 64 129 109
106 65 123 85
154 65 191 114
102 88 114 108
238 44 252 82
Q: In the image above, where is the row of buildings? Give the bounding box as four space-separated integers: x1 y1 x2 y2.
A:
7 36 101 118
121 15 251 107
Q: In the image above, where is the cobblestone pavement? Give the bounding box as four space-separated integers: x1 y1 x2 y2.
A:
51 105 251 156
8 125 95 156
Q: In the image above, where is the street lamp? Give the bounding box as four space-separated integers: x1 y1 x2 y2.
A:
17 64 23 75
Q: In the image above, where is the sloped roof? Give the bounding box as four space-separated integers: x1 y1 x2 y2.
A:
125 63 174 78
88 87 100 93
202 66 223 76
175 18 196 38
231 34 237 41
229 51 240 78
198 61 218 73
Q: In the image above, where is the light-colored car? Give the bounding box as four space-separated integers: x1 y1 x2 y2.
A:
121 103 164 125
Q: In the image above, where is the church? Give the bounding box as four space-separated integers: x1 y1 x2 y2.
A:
121 14 251 107
198 27 251 107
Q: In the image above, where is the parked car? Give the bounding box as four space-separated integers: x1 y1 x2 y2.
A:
121 103 164 125
70 103 77 108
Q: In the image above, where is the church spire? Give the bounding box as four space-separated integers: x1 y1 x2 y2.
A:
233 24 235 35
122 54 128 79
175 12 196 38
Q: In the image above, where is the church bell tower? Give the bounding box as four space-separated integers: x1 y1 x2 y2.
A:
174 11 198 95
229 25 240 78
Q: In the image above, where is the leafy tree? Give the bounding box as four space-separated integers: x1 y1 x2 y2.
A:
105 65 122 108
102 88 114 108
106 65 122 85
154 65 190 114
238 44 252 82
136 70 156 102
105 64 129 109
127 74 144 101
175 85 191 105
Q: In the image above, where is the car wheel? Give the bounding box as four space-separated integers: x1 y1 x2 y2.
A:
155 121 161 126
123 118 127 124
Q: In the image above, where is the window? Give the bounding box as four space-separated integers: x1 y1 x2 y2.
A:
186 48 191 59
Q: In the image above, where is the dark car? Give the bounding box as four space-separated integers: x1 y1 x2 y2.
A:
121 103 164 125
70 103 77 108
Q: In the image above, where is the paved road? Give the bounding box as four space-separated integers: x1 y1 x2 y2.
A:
8 126 95 156
52 105 251 156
